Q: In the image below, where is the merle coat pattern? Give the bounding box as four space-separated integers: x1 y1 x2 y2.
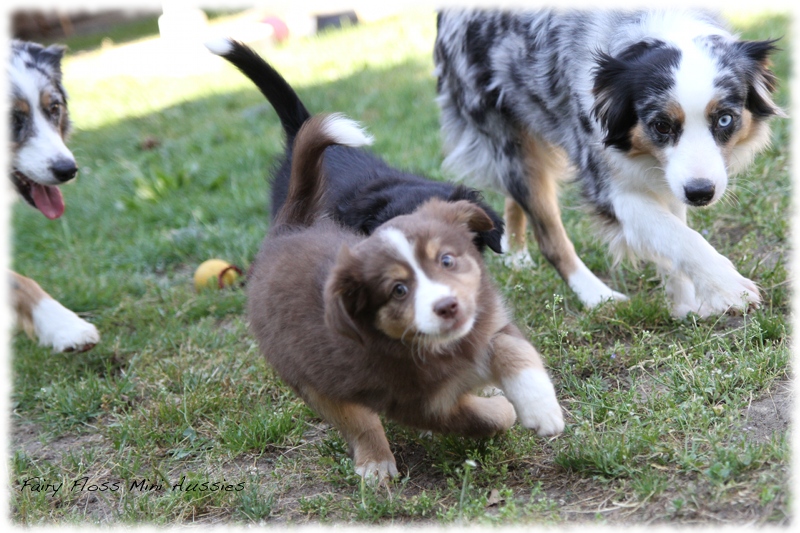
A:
435 9 783 317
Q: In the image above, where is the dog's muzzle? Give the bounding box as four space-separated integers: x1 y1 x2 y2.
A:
684 179 716 206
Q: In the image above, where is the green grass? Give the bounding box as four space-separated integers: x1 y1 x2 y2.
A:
8 9 791 526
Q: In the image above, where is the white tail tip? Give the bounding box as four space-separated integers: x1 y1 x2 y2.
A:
322 113 374 147
204 37 234 56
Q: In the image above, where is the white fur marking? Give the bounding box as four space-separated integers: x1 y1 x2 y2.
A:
612 191 760 316
322 114 374 147
14 113 74 186
666 40 728 204
381 228 454 336
355 459 398 481
501 368 564 436
33 298 100 352
567 260 628 307
204 37 234 56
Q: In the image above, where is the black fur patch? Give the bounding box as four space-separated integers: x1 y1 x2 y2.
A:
592 40 682 151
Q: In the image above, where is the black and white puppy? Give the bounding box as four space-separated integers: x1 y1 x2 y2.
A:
205 38 505 254
9 40 99 352
435 9 784 317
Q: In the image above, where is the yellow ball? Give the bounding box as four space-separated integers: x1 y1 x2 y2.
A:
194 259 241 290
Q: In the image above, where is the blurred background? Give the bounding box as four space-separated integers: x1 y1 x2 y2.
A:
10 2 402 53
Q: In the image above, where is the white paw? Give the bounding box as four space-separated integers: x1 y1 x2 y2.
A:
355 458 398 483
568 261 627 308
686 258 761 318
523 396 565 437
501 368 564 436
503 248 535 270
33 298 100 352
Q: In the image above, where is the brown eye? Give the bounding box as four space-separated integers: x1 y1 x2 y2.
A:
12 110 25 132
653 121 672 135
440 253 455 268
49 103 61 118
392 283 408 300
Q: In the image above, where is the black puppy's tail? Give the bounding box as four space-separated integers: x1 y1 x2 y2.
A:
276 113 373 228
205 37 310 140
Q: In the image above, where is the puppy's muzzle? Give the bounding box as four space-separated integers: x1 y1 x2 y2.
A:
50 157 78 183
434 296 459 320
684 179 716 206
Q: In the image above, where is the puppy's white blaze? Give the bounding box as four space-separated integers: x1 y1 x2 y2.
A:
33 298 100 352
204 37 234 56
567 260 628 307
381 228 454 336
322 113 374 147
501 368 564 436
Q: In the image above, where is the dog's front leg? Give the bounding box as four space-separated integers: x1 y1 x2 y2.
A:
301 388 397 483
10 271 100 352
613 194 760 317
489 324 564 436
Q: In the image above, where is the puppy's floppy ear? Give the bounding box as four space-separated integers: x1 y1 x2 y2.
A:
437 199 495 234
324 245 367 344
448 186 505 254
732 39 786 118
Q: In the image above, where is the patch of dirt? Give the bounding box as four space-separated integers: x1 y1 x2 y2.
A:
740 378 793 444
11 419 121 522
12 421 107 464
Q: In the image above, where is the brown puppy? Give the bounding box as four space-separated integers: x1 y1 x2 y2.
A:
247 114 564 481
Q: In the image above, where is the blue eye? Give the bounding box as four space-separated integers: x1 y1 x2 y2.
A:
441 254 455 268
717 114 733 128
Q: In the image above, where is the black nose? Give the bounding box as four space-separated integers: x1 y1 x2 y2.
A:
50 158 78 183
684 179 716 206
434 296 459 319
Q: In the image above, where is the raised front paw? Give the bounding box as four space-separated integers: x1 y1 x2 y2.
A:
502 368 564 436
33 298 100 352
689 259 761 318
523 398 565 436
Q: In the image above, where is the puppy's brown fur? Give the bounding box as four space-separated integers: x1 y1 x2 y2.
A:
247 114 564 481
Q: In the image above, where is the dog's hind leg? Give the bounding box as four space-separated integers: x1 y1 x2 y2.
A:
514 132 626 307
501 198 534 268
302 388 398 483
10 271 99 353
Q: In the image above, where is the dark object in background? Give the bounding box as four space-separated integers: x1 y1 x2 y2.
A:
12 9 159 41
316 10 358 32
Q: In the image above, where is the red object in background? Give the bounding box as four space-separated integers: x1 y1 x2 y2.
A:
262 16 289 42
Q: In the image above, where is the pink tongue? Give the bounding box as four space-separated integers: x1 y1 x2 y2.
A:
31 183 65 220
